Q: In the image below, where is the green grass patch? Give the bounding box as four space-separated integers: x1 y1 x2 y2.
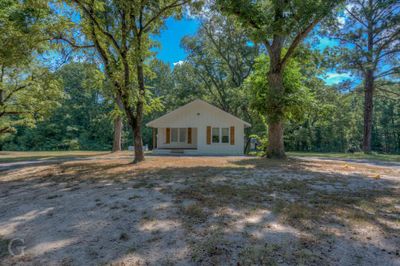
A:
0 237 9 258
0 151 110 163
180 203 208 224
288 151 400 162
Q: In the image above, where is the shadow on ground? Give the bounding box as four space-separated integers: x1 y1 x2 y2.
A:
0 156 399 265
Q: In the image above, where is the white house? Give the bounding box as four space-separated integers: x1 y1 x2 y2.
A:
146 99 251 155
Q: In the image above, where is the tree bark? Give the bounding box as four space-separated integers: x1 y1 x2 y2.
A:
267 120 285 158
266 70 286 159
131 35 145 163
363 70 374 153
112 115 122 152
133 109 144 163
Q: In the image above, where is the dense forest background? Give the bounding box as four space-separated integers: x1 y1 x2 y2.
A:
1 1 399 155
3 59 399 153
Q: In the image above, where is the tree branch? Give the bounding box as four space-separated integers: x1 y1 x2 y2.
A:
71 0 122 55
51 35 95 49
142 0 189 33
281 18 321 67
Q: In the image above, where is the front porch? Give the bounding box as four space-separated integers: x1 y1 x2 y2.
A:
152 127 198 154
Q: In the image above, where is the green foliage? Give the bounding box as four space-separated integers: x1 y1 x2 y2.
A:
0 0 63 138
248 134 268 156
216 0 341 157
217 0 339 43
0 0 52 67
3 63 115 151
179 14 259 117
323 0 400 79
245 54 314 123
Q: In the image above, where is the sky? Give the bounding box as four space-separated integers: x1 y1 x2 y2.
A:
153 18 351 85
152 18 200 67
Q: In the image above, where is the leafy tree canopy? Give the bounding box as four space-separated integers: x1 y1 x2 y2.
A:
0 0 64 137
245 54 314 123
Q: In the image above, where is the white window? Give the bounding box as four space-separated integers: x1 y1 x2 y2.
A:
221 128 229 143
179 128 186 143
171 128 178 142
212 127 220 143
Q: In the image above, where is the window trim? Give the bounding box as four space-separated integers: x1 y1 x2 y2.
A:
221 127 230 143
169 128 188 143
212 127 220 143
211 127 230 144
170 128 178 143
179 128 187 143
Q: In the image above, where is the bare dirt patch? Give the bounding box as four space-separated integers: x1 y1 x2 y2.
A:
0 156 399 265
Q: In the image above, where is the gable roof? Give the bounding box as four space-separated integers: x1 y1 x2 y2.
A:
146 99 251 127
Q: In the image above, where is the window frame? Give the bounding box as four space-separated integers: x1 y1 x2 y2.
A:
211 127 230 144
221 127 229 143
179 128 187 143
169 128 188 143
170 128 178 143
212 127 220 143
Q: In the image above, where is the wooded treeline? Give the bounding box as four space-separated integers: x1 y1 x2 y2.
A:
0 0 399 158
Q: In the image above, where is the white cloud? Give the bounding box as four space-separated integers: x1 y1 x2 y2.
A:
173 60 185 66
337 16 346 28
326 72 351 79
324 72 352 85
336 3 356 28
345 3 355 14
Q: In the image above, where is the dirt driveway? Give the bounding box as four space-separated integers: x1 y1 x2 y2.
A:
0 155 399 265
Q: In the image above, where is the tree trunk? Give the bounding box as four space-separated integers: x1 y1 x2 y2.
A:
132 41 145 163
267 120 285 158
133 111 144 163
266 71 286 159
112 115 122 152
362 70 374 153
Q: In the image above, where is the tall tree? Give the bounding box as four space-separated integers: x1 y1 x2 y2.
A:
0 0 63 139
180 14 259 118
217 0 340 158
111 99 124 152
58 0 199 162
325 0 400 153
3 63 116 151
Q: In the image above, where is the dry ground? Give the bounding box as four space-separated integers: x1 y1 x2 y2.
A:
0 155 399 265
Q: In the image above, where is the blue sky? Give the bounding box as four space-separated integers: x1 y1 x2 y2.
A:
154 18 351 85
152 18 200 67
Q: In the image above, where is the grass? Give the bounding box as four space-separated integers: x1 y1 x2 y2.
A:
191 229 228 263
288 151 400 162
1 155 399 265
0 151 110 163
180 203 208 224
0 237 9 258
238 244 280 266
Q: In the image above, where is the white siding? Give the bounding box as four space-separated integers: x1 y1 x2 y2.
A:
148 100 249 155
157 128 197 149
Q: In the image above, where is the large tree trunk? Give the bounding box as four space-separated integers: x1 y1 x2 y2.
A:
123 110 144 163
266 71 286 159
112 115 122 152
362 70 374 153
132 42 145 163
267 120 285 158
133 109 144 163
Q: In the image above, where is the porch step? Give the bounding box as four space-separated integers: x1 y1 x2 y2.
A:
170 149 185 154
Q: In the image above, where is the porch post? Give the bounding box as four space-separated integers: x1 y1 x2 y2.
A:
152 128 157 149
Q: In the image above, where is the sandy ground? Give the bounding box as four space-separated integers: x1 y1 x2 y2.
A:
0 155 399 265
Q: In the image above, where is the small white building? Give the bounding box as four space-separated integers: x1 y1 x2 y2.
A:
146 99 251 155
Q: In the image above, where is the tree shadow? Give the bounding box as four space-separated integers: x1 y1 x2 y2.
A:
0 156 399 265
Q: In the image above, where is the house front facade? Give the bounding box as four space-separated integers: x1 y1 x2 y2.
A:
146 99 251 155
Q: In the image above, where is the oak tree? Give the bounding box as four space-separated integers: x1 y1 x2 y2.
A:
217 0 340 158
